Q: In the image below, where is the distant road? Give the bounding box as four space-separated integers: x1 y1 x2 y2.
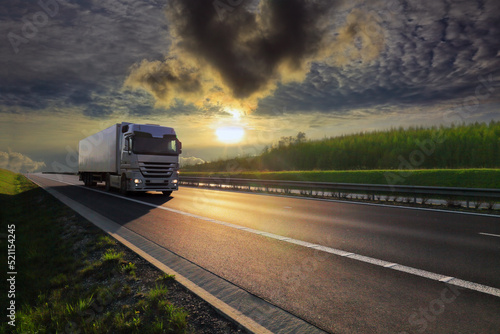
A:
30 173 500 333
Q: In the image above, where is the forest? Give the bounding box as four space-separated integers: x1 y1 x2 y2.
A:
183 121 500 172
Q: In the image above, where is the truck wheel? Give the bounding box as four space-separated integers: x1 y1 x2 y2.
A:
162 191 172 197
83 173 91 187
105 173 111 192
84 173 97 187
120 176 128 195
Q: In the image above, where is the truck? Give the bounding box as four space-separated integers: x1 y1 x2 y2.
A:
78 122 182 196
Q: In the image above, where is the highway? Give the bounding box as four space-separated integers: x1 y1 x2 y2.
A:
30 173 500 333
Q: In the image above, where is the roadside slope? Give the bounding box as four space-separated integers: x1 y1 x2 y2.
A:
0 169 242 333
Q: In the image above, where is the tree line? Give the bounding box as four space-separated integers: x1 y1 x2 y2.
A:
183 121 500 172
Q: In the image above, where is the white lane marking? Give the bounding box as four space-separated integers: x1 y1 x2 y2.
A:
439 277 455 283
479 232 500 238
32 174 500 298
284 206 292 209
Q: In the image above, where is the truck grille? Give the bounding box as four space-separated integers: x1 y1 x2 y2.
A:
144 180 172 189
139 161 175 178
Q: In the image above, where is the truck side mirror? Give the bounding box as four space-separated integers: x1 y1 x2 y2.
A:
124 136 131 155
177 140 182 154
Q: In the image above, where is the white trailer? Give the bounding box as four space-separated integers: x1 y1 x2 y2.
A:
78 122 182 196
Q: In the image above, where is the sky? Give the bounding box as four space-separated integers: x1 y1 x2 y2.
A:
1 0 499 172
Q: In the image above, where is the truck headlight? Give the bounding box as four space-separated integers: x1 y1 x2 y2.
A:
172 179 178 184
134 178 142 184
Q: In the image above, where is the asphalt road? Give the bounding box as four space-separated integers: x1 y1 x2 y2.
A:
30 173 500 333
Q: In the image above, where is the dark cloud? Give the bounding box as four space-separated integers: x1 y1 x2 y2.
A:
125 0 363 113
66 89 93 106
82 103 112 118
169 0 333 98
0 79 66 110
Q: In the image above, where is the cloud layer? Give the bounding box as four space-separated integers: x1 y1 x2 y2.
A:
180 156 206 167
1 0 499 119
258 0 500 114
0 151 46 173
1 0 169 117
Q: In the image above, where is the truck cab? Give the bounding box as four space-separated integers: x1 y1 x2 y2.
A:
118 123 181 195
78 122 182 196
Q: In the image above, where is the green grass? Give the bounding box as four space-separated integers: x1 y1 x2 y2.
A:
121 262 137 278
144 285 188 333
0 169 189 333
147 284 169 305
0 168 37 195
101 248 125 262
0 168 18 195
181 168 500 189
157 273 176 282
93 235 117 250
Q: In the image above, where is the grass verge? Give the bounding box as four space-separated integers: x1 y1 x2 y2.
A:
0 169 241 334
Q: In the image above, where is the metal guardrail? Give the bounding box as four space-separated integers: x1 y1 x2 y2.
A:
179 176 500 201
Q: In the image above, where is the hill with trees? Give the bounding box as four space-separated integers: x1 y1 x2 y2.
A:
183 121 500 172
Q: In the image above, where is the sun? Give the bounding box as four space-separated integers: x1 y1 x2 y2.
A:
215 126 245 144
224 107 243 119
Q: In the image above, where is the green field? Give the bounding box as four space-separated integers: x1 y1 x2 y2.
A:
184 122 500 173
181 168 500 189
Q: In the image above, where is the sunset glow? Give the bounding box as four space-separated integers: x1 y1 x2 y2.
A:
225 108 243 119
215 126 245 144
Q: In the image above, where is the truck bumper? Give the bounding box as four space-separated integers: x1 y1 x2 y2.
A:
128 177 179 192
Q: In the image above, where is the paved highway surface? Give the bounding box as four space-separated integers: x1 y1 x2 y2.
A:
30 173 500 333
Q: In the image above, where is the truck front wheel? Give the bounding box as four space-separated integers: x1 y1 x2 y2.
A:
120 175 128 195
83 173 92 187
105 173 111 192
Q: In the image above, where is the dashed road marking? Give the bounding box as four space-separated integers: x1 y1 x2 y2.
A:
479 232 500 238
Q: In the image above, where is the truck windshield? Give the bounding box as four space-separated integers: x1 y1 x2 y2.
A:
132 133 178 155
